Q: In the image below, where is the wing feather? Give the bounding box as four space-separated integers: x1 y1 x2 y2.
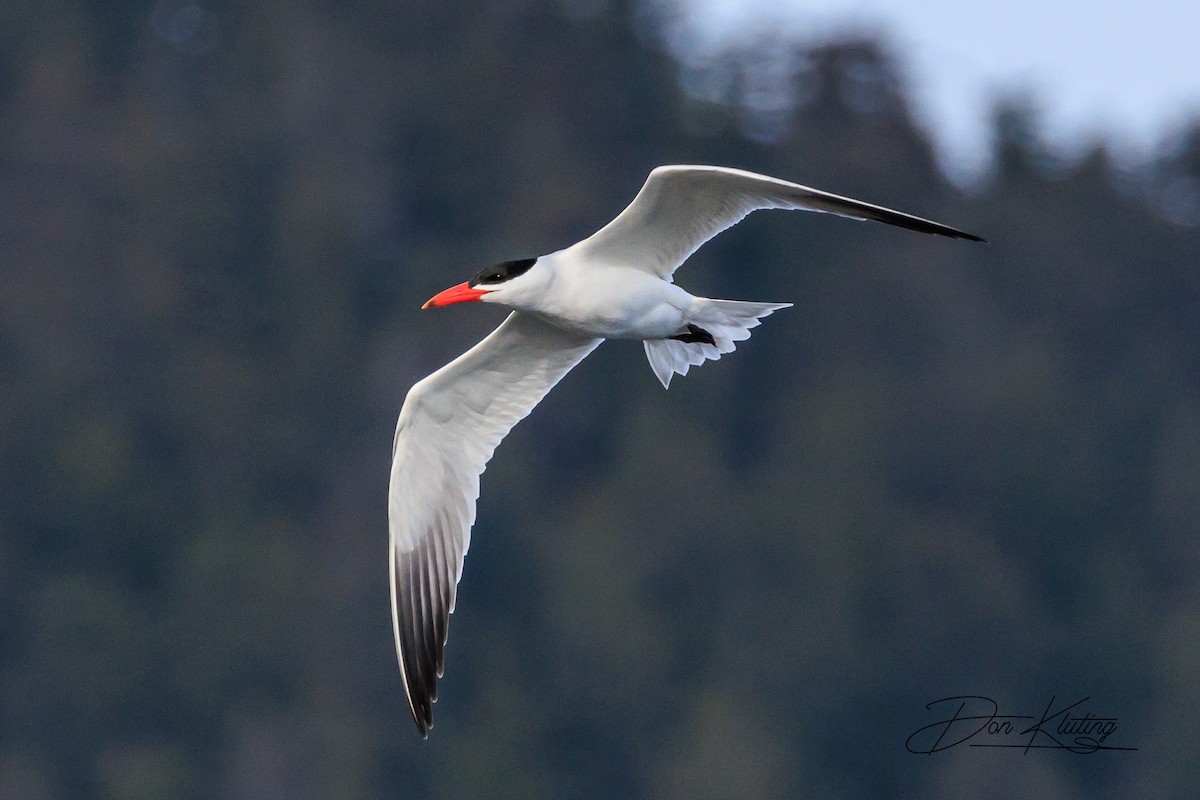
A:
388 311 601 735
572 165 983 277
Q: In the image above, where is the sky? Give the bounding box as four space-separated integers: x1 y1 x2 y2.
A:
677 0 1200 181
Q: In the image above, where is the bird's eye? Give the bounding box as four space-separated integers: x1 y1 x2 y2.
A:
468 257 537 287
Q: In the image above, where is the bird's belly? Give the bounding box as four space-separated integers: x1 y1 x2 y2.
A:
536 304 682 339
539 292 685 340
534 269 690 340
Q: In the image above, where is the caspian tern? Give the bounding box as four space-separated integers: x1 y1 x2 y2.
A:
389 165 983 736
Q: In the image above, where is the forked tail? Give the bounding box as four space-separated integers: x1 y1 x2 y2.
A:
643 298 792 389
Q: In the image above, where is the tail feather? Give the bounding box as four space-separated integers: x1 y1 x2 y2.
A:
643 299 791 388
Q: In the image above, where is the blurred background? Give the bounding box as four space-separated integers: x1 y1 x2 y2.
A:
2 1 1199 797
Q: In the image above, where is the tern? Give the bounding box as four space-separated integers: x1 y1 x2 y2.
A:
389 165 983 735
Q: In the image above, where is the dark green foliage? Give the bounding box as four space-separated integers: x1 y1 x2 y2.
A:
1 2 1197 797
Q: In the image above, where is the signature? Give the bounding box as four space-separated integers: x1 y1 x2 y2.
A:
906 696 1138 755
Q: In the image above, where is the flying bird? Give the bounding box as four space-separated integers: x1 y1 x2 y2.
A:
389 165 983 736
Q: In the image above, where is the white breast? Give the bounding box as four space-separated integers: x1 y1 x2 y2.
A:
534 254 692 340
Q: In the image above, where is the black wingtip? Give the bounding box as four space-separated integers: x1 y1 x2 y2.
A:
409 699 433 738
920 222 986 242
862 203 985 242
407 683 436 738
922 224 985 243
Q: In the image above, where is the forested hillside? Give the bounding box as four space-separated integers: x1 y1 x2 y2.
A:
2 2 1198 798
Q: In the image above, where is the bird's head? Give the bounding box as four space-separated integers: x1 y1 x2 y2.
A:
422 257 541 310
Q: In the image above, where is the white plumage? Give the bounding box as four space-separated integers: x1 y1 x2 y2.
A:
388 165 983 735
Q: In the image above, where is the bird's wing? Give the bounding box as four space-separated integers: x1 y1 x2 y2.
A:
388 311 601 736
571 164 984 278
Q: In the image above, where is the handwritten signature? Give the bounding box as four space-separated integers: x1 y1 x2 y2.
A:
906 696 1138 755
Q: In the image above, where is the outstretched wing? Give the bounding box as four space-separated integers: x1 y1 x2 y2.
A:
571 164 984 278
389 312 601 736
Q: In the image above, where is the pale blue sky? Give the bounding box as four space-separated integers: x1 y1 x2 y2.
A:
676 0 1200 180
